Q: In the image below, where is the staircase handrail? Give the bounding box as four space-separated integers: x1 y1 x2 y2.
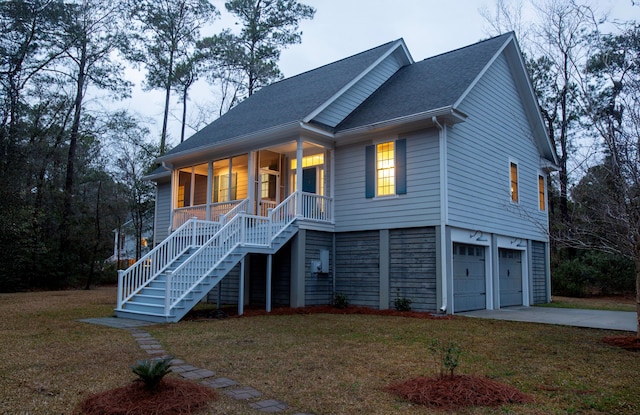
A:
164 213 247 314
220 198 249 223
269 191 299 238
116 218 220 309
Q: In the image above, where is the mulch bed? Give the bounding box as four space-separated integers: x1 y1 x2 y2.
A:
184 305 454 321
75 378 217 415
384 375 533 410
603 335 640 351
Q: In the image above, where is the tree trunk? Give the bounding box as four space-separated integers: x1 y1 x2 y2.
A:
636 256 640 337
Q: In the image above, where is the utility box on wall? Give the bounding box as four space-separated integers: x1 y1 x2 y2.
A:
311 249 330 275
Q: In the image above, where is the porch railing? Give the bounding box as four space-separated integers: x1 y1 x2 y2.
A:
165 193 300 315
300 192 333 222
172 199 247 229
117 219 220 309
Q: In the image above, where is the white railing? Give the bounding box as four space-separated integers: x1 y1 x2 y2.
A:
259 200 277 216
172 199 248 229
119 191 333 316
172 206 207 229
301 192 333 222
220 199 249 223
117 218 220 309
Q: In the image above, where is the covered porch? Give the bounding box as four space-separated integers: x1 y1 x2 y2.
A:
169 139 334 230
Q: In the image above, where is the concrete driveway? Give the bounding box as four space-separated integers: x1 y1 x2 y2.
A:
459 306 636 332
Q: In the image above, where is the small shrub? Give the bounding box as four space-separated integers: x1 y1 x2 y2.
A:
428 339 462 378
131 357 173 390
332 293 349 309
393 296 413 311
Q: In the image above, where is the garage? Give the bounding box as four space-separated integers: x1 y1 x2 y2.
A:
499 248 523 307
453 243 486 312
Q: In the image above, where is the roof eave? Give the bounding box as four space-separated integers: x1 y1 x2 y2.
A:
335 106 467 141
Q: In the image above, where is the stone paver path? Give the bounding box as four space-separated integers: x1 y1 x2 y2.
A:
81 317 313 414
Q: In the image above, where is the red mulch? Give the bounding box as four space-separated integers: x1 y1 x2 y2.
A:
74 378 217 415
184 305 454 321
384 375 533 410
603 335 640 351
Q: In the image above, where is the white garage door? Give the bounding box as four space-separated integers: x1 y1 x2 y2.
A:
499 249 523 307
453 243 486 312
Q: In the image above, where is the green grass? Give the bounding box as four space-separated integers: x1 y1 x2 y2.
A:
1 288 639 414
536 296 636 312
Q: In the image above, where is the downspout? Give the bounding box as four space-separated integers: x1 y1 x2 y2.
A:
433 116 448 313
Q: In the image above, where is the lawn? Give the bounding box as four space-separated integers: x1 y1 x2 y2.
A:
1 287 638 415
538 295 636 312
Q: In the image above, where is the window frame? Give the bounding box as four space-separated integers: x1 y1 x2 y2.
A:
538 173 546 211
509 160 519 204
365 138 406 199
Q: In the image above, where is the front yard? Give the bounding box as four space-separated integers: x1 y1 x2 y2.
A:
1 287 638 414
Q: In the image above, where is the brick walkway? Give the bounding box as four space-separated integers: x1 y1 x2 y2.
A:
81 317 314 414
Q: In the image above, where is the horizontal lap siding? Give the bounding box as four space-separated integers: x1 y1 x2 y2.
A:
154 181 171 243
272 242 291 307
334 129 440 232
389 227 437 312
531 241 547 304
335 231 379 307
206 263 240 305
448 52 548 241
305 231 333 305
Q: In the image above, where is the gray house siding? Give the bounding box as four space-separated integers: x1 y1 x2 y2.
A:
304 231 333 305
314 55 403 127
389 227 437 312
334 128 441 232
154 180 172 244
335 231 380 307
447 52 548 241
207 263 241 305
531 240 548 304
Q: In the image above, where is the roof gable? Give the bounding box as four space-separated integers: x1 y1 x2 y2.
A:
161 40 401 159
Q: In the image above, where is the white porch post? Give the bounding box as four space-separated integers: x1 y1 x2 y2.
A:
248 151 256 215
266 254 272 312
296 139 303 216
330 148 335 221
206 161 213 221
169 169 177 231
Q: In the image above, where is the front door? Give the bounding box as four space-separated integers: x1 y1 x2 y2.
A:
259 170 279 215
302 167 317 193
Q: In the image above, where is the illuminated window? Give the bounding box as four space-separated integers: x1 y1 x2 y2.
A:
538 175 546 211
510 162 519 203
377 142 395 196
291 154 324 169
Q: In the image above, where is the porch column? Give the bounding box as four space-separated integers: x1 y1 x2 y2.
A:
266 254 272 312
330 148 335 221
290 229 306 307
248 151 256 215
206 161 213 221
296 139 303 215
238 257 245 316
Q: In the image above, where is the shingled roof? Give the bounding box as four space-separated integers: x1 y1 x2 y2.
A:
160 32 527 162
162 40 400 157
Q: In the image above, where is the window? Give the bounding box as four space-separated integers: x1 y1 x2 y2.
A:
365 139 406 198
376 142 395 196
538 175 546 211
510 162 519 203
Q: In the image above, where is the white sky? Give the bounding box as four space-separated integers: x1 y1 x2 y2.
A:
120 0 639 148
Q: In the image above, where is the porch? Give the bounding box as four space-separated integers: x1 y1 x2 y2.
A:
169 142 334 232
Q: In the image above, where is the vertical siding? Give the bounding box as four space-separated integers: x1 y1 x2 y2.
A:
154 180 172 243
304 231 333 305
448 52 548 240
334 128 441 232
314 55 402 127
272 242 291 307
531 240 548 304
389 227 437 312
335 231 380 307
206 263 241 305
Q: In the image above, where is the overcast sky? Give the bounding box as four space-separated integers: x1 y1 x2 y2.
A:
122 0 639 147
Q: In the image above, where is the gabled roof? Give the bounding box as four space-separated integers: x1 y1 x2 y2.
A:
161 40 404 159
337 33 511 131
159 32 557 167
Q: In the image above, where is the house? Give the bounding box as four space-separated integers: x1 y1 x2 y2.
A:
115 32 558 323
109 217 154 269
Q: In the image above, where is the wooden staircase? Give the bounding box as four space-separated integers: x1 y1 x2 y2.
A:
115 194 304 323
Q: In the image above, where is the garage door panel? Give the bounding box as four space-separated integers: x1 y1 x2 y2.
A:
453 243 486 312
499 249 522 307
